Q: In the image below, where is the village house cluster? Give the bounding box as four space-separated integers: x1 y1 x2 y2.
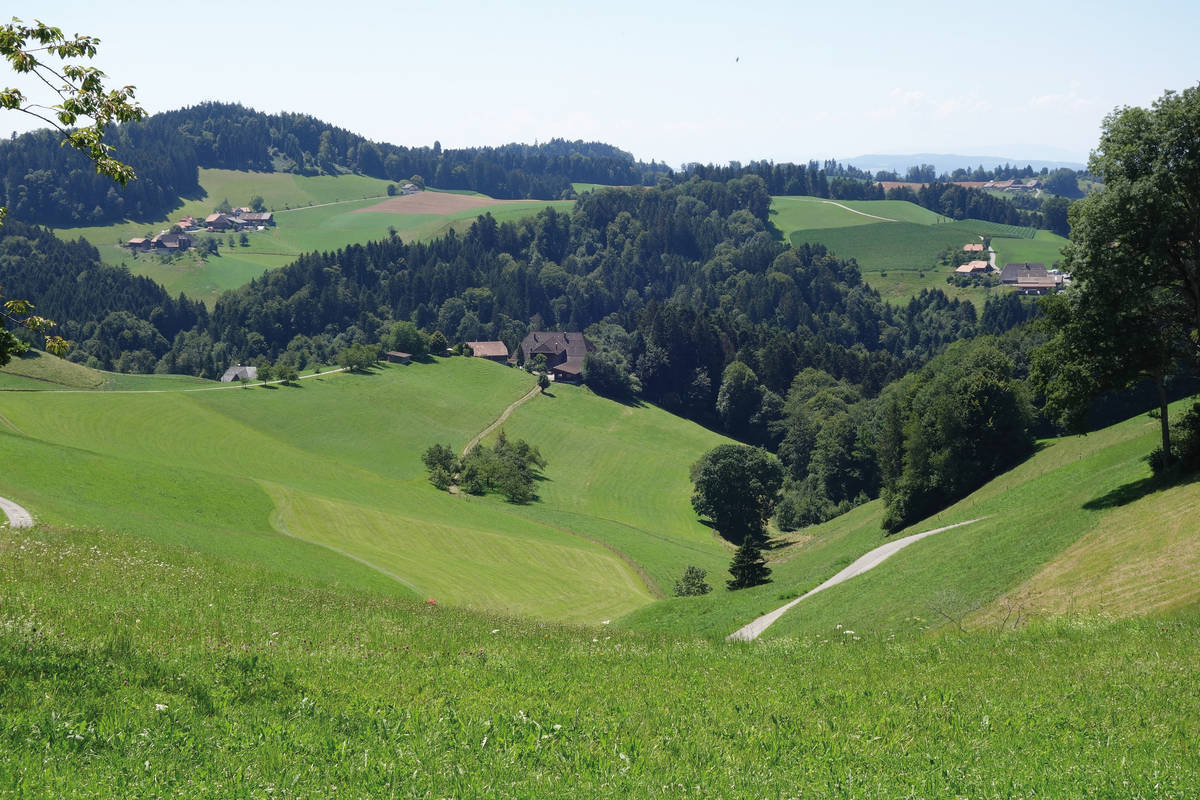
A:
954 242 1070 294
124 207 275 253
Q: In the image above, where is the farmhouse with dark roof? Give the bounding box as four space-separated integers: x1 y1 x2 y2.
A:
517 331 595 381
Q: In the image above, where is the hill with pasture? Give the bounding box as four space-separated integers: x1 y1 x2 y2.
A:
1 355 1197 797
0 355 731 622
770 194 1069 305
55 169 574 302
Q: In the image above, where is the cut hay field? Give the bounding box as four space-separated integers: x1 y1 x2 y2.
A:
0 356 731 623
53 169 573 303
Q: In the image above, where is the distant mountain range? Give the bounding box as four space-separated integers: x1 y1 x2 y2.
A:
844 153 1087 176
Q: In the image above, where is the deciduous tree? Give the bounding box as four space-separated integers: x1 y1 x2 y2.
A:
1033 84 1200 465
1 18 144 364
690 444 783 545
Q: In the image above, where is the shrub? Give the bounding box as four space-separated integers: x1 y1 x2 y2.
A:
672 566 712 597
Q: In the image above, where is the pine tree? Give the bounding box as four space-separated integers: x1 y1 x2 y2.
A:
726 540 771 590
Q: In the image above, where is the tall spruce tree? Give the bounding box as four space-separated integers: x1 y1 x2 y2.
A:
727 539 771 590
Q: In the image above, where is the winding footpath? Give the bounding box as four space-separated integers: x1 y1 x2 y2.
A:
0 496 33 529
726 517 987 642
460 382 543 459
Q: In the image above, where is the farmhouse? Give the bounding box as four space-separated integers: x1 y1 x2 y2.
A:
465 341 510 363
220 364 258 382
1001 262 1058 294
962 243 984 253
956 260 990 274
205 213 239 231
1000 262 1048 284
385 351 412 364
150 232 193 251
517 331 594 380
238 211 275 227
126 237 150 251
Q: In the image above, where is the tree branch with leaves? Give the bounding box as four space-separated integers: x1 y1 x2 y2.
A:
0 17 144 364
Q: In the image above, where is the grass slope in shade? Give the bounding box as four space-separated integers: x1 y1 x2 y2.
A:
0 359 678 622
2 525 1197 798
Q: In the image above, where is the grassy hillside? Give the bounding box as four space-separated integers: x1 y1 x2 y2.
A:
54 169 573 302
0 357 733 623
621 398 1200 642
3 522 1197 797
479 384 733 594
770 194 1054 306
0 350 214 392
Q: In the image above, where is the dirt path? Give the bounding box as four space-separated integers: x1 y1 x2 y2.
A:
726 517 987 642
0 496 34 529
460 382 542 459
820 200 898 222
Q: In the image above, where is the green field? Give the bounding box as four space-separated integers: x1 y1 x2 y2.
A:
3 521 1197 797
54 170 574 302
0 356 737 623
3 351 1199 795
992 228 1070 267
769 195 1055 305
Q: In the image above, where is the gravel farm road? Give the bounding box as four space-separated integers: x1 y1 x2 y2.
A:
0 496 33 529
726 517 988 642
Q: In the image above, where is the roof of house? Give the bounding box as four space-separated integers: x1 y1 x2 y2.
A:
128 237 146 244
551 361 583 376
962 243 984 252
956 260 990 273
205 213 224 223
240 212 273 222
466 341 509 358
220 365 258 382
1001 262 1047 282
385 350 412 359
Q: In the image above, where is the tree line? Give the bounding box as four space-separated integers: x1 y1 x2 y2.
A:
2 101 1041 230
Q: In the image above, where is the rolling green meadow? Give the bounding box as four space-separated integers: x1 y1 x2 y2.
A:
3 352 1199 796
0 356 735 623
53 169 574 303
769 195 1069 306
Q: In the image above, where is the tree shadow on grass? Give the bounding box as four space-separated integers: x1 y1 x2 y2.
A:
1083 468 1199 510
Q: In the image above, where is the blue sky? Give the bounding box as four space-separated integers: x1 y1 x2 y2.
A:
8 0 1200 167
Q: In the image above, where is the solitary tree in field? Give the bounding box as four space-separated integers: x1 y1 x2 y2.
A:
0 18 144 365
690 444 783 545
